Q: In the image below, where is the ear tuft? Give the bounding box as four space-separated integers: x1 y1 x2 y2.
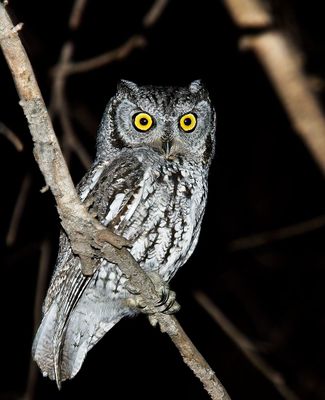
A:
189 79 204 94
117 79 139 94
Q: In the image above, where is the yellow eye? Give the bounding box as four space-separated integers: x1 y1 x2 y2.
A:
179 113 197 132
133 112 153 132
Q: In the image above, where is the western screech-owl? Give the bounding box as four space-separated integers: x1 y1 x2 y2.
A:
32 80 216 386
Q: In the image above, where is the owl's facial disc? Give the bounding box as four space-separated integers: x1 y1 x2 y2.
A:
109 81 215 165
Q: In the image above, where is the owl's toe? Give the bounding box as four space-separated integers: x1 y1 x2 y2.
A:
126 271 180 316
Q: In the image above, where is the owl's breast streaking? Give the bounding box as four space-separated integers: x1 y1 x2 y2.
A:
85 147 208 285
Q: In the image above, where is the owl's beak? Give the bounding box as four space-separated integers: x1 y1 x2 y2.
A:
162 140 171 156
151 138 182 160
161 139 178 160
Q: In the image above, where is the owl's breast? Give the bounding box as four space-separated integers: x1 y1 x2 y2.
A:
107 156 208 281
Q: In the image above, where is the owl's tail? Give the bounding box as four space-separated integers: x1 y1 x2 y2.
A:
32 290 126 388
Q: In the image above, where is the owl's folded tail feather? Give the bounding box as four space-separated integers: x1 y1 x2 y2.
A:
32 295 125 387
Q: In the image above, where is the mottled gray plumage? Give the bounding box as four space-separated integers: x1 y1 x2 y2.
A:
32 80 216 386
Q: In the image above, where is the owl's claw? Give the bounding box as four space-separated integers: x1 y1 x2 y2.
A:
126 272 180 317
124 281 141 295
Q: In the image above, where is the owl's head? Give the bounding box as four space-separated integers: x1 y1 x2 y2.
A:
97 80 216 166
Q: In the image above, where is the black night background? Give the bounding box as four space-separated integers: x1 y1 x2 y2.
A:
1 1 325 399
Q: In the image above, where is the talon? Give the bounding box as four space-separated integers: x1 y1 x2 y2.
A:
164 300 181 314
155 286 168 306
125 282 141 295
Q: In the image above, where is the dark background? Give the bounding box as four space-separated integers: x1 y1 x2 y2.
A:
1 1 325 399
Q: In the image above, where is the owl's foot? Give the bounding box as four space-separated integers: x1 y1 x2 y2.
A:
126 272 180 324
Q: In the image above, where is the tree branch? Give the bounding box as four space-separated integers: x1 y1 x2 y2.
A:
69 0 88 30
222 0 325 176
49 40 92 170
0 121 23 151
0 3 230 399
23 240 52 400
222 0 272 28
60 35 147 76
6 173 32 246
228 214 325 252
195 291 300 400
143 0 169 28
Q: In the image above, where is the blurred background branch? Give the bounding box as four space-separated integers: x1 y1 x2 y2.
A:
195 291 299 400
223 0 325 175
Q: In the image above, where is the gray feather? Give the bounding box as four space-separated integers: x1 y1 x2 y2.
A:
32 81 216 386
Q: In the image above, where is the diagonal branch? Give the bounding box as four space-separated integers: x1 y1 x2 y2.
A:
23 240 52 400
143 0 169 27
61 35 147 76
195 291 300 400
228 214 325 252
0 4 230 399
0 121 23 151
6 173 32 246
222 0 325 176
69 0 88 30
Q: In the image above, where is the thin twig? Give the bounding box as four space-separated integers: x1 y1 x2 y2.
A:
222 0 325 176
49 4 92 169
60 108 93 168
6 173 32 246
49 41 92 169
195 291 300 400
23 240 52 400
69 0 87 30
0 121 23 151
62 35 147 76
49 42 73 115
50 0 165 169
0 5 230 399
228 214 325 251
143 0 169 27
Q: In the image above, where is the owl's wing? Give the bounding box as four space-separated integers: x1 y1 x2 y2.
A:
42 154 144 314
33 153 145 385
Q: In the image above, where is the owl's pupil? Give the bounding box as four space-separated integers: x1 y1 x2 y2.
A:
184 118 192 126
140 118 148 126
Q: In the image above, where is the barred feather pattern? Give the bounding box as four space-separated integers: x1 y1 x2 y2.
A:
32 80 216 386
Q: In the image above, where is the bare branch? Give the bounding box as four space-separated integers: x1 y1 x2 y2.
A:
69 0 88 30
62 35 147 76
23 240 52 400
49 42 73 115
0 4 230 399
222 0 272 27
195 291 300 400
0 121 23 151
49 0 164 169
60 109 92 168
143 0 169 28
6 173 32 246
49 41 92 169
222 0 325 176
228 214 325 252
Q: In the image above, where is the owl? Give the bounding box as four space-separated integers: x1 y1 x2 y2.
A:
32 80 216 387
